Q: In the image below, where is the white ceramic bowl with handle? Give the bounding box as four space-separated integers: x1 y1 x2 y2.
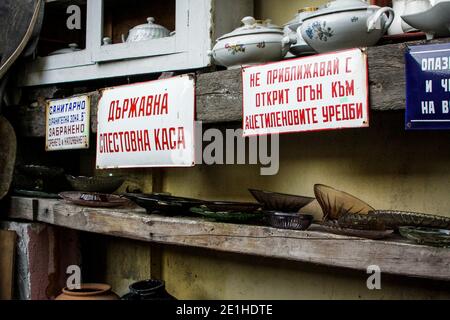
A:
209 16 292 69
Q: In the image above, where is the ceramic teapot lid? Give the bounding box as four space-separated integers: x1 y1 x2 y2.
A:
49 43 81 55
305 0 373 19
217 16 283 41
130 17 170 33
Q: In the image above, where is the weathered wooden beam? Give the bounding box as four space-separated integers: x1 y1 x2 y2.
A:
13 38 450 136
6 196 450 282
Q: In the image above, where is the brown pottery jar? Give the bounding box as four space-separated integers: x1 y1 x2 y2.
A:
56 283 119 300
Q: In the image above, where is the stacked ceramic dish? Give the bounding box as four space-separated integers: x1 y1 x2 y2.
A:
190 201 263 223
249 188 315 230
124 193 205 216
59 191 131 208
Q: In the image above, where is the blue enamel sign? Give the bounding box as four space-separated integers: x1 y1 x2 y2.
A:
405 43 450 130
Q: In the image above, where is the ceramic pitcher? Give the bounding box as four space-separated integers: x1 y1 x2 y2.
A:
388 0 408 35
401 0 431 32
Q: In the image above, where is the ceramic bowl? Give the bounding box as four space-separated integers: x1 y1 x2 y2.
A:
66 175 125 193
314 184 374 220
401 1 450 40
266 211 313 230
300 0 394 53
210 16 291 69
249 188 315 212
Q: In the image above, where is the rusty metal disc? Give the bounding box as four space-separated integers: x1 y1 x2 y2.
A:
0 115 16 199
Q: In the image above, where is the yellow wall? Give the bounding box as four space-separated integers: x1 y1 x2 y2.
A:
254 0 328 25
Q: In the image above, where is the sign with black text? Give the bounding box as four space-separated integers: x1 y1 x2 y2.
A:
242 48 369 136
46 95 90 151
96 75 195 169
405 43 450 130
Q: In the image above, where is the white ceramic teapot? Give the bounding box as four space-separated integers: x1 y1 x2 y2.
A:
300 0 394 53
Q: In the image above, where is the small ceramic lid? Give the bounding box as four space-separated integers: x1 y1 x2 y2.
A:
217 16 283 41
304 0 373 20
130 17 170 34
49 43 80 55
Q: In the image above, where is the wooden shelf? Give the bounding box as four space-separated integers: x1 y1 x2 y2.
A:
5 196 450 282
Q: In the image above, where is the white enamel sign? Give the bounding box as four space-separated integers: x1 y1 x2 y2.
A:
242 48 369 136
96 75 195 169
46 95 90 151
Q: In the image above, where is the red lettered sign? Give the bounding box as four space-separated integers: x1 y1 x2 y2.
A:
242 48 369 136
96 75 195 169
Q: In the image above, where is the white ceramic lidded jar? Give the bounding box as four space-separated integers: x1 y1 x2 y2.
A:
300 0 395 53
209 16 292 69
122 17 172 43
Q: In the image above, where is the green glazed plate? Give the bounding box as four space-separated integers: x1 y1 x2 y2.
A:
399 226 450 247
190 206 263 223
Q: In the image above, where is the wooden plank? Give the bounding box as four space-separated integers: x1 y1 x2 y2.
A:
0 230 17 300
6 196 450 282
14 37 450 137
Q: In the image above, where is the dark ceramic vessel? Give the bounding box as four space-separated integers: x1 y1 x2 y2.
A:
121 279 176 300
266 211 313 230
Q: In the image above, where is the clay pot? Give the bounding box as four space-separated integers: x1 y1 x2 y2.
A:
56 283 119 300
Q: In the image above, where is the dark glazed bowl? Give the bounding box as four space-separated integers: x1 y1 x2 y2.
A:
266 211 313 230
66 175 125 193
249 189 314 212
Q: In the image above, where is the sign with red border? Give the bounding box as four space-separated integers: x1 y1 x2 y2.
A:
242 48 369 136
96 74 195 169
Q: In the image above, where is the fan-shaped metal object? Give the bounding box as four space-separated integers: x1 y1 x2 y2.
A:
314 184 374 220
